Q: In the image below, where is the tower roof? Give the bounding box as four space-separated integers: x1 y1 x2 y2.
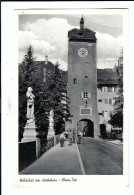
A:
68 17 96 42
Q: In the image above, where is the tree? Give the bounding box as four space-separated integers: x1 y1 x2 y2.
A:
108 51 123 128
19 46 49 141
46 62 71 134
19 46 71 141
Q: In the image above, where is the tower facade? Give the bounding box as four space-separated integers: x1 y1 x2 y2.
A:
66 17 100 138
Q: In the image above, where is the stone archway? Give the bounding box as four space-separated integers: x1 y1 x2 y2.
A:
77 119 94 138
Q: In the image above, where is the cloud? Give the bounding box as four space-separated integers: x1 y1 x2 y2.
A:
96 32 123 60
19 17 123 70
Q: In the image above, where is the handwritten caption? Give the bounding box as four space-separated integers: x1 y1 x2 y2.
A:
20 177 77 183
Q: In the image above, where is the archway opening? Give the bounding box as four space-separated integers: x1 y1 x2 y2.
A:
77 119 94 138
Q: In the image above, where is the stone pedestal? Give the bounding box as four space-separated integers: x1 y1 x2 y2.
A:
48 117 55 137
21 119 40 158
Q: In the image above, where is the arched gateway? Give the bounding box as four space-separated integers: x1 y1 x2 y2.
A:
77 119 94 138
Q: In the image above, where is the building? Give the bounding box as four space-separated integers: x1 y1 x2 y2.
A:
66 16 99 138
35 17 119 138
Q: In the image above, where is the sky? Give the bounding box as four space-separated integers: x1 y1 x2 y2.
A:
19 14 123 70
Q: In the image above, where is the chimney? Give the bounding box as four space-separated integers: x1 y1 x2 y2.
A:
45 55 48 65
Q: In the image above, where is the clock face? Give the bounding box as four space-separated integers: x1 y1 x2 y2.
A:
78 48 88 57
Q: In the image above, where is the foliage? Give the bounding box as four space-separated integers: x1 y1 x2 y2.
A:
19 46 71 140
108 52 123 128
19 46 49 141
46 62 71 134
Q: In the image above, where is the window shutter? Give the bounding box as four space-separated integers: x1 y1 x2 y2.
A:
88 92 91 98
112 87 114 92
102 111 104 117
112 99 115 105
80 92 83 98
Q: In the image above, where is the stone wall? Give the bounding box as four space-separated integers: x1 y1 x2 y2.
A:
19 141 36 172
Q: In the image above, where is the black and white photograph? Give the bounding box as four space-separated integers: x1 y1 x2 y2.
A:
17 9 126 177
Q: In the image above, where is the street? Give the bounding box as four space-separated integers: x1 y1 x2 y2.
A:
78 137 123 175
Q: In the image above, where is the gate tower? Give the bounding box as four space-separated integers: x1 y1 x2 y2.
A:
66 16 100 138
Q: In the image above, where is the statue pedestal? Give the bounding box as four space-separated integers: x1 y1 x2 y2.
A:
21 119 40 158
48 126 55 137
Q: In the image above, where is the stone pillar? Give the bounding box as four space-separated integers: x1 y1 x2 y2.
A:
21 119 40 158
21 87 40 158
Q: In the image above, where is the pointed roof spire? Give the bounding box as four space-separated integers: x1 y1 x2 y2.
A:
80 15 84 29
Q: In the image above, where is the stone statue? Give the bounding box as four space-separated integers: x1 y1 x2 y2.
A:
26 87 35 120
49 109 54 123
48 109 54 136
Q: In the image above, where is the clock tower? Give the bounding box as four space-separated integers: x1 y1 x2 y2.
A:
66 17 100 138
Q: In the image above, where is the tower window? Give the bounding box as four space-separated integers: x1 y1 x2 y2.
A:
83 92 88 99
81 92 91 99
73 78 77 84
98 99 102 103
85 76 88 78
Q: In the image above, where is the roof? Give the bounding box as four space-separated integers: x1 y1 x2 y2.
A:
35 61 118 85
68 28 96 42
97 69 118 85
35 61 54 71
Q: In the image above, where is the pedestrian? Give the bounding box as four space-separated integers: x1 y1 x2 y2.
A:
72 129 75 143
59 132 65 147
68 129 73 146
77 130 82 144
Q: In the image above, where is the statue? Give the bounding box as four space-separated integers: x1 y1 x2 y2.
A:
48 109 54 136
49 109 54 123
26 87 35 121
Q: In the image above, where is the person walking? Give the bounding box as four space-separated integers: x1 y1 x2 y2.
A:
68 129 73 146
59 132 65 147
77 130 82 144
72 129 75 143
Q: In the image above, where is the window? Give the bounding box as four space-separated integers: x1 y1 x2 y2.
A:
102 111 108 118
85 76 88 78
98 87 102 91
104 98 108 104
73 78 77 84
104 111 108 118
81 92 91 99
98 99 102 103
102 87 107 92
108 87 112 92
104 87 108 92
109 99 112 105
112 87 115 92
98 113 102 115
83 92 88 99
